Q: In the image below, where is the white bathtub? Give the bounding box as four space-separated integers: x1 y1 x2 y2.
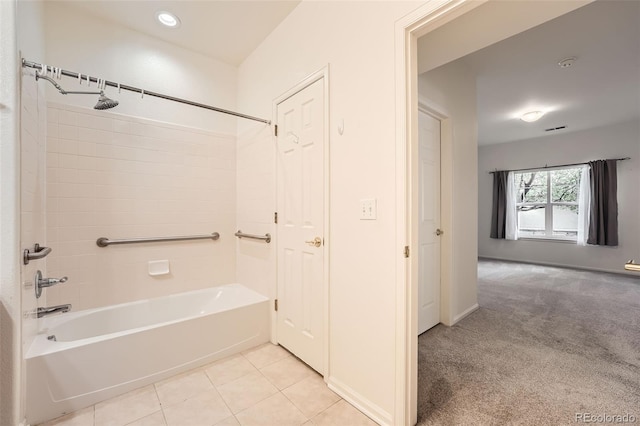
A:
26 284 269 425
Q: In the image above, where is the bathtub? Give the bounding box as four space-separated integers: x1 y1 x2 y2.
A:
26 284 270 425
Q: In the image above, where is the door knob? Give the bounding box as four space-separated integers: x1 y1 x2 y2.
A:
305 237 322 247
435 229 443 236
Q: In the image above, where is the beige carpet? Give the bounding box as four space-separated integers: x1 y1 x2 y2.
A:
417 259 640 425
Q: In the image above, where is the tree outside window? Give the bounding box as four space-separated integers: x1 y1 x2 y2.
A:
515 167 581 240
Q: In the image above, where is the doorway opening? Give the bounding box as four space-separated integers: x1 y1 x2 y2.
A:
395 1 592 424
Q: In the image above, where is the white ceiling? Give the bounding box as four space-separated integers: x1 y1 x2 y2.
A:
60 0 301 66
435 0 640 146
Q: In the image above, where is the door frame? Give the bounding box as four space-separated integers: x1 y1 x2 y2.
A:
271 66 330 377
394 1 486 424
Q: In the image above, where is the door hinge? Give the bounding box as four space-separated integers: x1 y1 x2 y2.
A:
274 299 278 311
274 212 278 224
404 246 410 258
274 124 278 137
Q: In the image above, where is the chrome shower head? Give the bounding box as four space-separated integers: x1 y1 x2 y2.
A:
94 92 119 110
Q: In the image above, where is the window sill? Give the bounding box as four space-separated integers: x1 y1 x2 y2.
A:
518 237 576 244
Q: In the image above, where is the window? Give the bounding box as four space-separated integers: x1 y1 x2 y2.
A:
514 167 582 240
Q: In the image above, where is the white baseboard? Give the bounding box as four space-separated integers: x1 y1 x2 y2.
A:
478 256 639 277
452 303 479 325
326 376 391 426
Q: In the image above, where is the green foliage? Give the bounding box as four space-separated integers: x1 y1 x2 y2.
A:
551 168 580 202
515 168 580 204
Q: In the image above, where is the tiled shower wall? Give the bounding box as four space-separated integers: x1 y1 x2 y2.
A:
45 102 237 310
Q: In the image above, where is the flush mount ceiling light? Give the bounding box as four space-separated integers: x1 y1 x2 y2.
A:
156 11 180 28
520 110 545 123
558 57 577 68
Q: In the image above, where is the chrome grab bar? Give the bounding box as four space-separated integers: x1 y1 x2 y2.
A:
235 230 271 243
96 232 220 247
23 243 52 265
625 260 640 272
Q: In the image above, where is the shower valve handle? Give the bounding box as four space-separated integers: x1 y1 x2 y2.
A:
39 276 68 288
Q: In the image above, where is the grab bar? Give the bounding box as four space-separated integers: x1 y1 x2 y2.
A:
625 260 640 272
24 243 52 265
235 230 271 243
96 232 220 247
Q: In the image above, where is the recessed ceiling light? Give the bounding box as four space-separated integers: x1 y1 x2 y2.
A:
157 11 180 28
520 111 545 123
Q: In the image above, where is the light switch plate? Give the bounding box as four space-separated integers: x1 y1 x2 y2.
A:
360 198 377 220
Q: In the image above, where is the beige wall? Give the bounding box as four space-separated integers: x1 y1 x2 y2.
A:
418 61 479 322
1 1 21 423
43 2 239 136
236 1 423 423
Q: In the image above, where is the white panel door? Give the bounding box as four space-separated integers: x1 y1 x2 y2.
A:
418 110 441 335
276 78 325 373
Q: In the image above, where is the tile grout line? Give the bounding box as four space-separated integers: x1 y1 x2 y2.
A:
202 359 239 425
151 383 169 426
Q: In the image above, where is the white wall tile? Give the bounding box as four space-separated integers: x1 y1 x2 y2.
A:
45 102 237 310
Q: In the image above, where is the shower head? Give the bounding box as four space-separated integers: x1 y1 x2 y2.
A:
94 92 119 110
35 73 119 110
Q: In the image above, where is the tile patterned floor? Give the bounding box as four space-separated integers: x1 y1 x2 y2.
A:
39 343 377 426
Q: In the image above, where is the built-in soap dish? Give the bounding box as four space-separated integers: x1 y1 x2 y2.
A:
148 260 170 276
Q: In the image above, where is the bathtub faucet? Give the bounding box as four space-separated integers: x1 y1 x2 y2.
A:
37 304 71 318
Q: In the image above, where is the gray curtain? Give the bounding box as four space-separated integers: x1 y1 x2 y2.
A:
588 160 618 246
490 171 509 239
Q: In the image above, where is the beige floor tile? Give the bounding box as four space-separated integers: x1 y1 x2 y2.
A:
125 411 166 426
311 400 376 426
205 354 259 387
260 357 315 390
155 370 214 406
282 375 341 418
38 406 94 426
214 416 240 426
235 393 307 426
95 386 161 426
242 343 291 369
216 371 279 414
162 389 232 426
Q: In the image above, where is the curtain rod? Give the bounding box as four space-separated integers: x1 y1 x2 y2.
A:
488 157 630 174
22 59 271 125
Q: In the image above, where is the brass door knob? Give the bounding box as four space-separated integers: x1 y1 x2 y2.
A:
305 237 322 247
435 229 443 236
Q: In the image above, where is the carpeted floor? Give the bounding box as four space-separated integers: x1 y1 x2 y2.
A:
417 259 640 425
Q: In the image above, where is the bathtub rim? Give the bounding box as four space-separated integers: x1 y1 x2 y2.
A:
27 283 268 358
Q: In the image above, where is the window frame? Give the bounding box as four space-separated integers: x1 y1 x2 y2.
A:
515 166 581 242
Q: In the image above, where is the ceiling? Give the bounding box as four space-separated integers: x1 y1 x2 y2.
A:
60 1 301 66
431 0 640 146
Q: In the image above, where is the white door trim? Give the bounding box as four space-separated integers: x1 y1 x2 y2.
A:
272 66 330 377
394 2 486 425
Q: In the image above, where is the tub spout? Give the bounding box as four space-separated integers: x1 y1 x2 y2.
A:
37 304 71 318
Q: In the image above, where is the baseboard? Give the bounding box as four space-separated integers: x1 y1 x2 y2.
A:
452 303 479 325
326 376 391 426
478 256 640 277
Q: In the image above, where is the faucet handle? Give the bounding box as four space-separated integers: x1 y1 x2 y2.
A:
40 276 68 287
35 271 69 298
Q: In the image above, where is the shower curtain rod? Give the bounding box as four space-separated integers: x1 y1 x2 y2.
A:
488 157 630 174
22 59 271 125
